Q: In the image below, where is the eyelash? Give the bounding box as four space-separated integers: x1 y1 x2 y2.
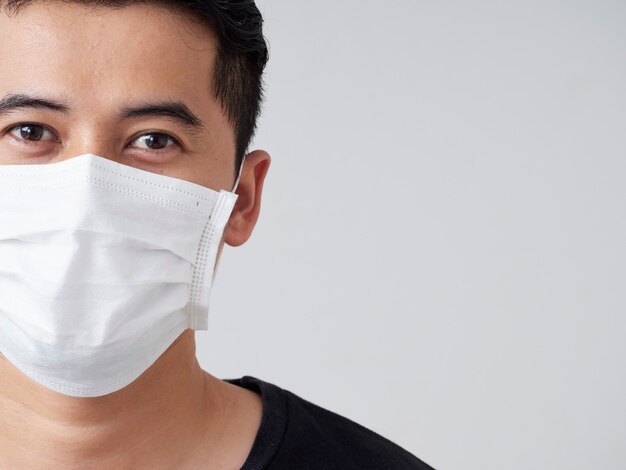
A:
127 132 181 151
6 123 57 146
4 123 182 151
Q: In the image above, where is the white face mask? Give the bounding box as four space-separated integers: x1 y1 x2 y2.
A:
0 154 239 397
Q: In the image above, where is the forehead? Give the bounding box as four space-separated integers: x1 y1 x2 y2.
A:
0 2 218 107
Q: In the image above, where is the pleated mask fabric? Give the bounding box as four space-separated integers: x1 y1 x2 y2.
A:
0 154 238 397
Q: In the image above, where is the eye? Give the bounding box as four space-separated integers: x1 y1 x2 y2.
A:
130 132 178 150
8 124 57 142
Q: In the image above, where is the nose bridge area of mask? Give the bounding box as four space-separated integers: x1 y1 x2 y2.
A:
1 152 229 196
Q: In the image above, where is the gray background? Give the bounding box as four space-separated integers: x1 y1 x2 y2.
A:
197 1 626 468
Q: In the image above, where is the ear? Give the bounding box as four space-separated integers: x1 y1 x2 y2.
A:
224 149 271 247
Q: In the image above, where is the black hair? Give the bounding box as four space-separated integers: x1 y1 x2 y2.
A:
2 0 269 174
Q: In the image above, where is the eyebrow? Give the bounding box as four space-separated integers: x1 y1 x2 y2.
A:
0 93 70 115
0 93 205 131
117 100 205 130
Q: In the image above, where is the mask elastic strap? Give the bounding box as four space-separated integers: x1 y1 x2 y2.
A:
231 155 246 192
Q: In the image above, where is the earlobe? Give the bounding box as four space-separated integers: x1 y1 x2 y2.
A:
224 149 271 247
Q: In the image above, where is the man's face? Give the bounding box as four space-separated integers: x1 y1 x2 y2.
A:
0 2 236 192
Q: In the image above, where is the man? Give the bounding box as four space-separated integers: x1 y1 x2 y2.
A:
0 1 434 468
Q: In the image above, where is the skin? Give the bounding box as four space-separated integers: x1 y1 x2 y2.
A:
0 2 270 469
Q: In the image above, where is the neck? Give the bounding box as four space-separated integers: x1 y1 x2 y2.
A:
0 330 225 467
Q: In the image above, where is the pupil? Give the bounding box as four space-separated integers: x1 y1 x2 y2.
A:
20 125 43 141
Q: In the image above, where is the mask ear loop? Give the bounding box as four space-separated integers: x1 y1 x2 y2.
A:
231 155 246 192
214 155 245 276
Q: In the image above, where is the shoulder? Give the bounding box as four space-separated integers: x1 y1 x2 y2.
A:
226 376 435 470
279 386 434 470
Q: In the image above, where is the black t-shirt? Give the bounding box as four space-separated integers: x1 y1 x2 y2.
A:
224 376 435 470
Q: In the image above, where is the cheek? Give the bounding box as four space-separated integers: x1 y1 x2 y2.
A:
178 151 236 192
